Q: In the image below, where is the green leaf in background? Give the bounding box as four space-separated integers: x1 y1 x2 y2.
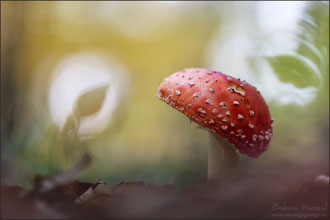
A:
298 2 329 55
73 84 109 118
267 2 329 89
297 2 329 80
55 84 110 168
266 55 320 88
58 84 109 147
61 114 79 136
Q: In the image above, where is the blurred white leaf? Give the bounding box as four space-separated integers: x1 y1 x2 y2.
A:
73 84 109 118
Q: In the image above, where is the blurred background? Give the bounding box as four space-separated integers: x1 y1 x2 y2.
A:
1 1 329 188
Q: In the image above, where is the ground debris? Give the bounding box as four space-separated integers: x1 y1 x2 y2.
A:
1 170 328 219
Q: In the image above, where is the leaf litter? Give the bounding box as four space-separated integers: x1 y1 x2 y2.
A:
2 154 328 219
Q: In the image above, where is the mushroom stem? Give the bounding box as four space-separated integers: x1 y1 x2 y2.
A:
207 132 239 184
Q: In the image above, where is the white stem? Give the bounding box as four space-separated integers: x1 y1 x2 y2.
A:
207 132 239 184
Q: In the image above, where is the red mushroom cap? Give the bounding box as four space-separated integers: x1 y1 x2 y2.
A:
156 68 273 158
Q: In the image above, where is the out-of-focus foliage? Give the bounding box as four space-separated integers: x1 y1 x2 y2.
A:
267 55 320 88
61 84 109 143
267 2 329 89
73 85 109 118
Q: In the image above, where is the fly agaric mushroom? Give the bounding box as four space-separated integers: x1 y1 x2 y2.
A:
156 68 273 183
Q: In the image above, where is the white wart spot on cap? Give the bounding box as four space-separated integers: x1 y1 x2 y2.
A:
217 114 223 119
220 102 226 109
237 114 244 120
198 108 206 115
252 134 257 142
228 88 235 93
175 90 181 96
209 88 215 93
222 118 229 122
209 119 215 124
178 107 184 112
231 122 235 127
249 110 254 117
233 101 239 106
157 92 163 99
205 79 210 83
225 111 230 116
166 95 173 103
189 82 195 87
205 99 213 105
193 92 200 99
248 123 254 129
212 109 218 114
221 125 228 131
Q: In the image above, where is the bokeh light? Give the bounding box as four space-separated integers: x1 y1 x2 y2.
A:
48 51 130 137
